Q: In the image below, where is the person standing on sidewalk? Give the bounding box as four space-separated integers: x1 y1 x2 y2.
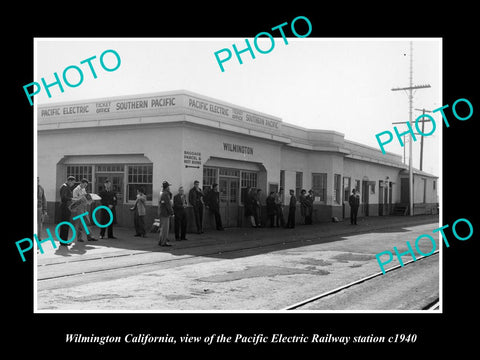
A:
305 189 314 225
244 187 257 228
274 188 285 228
158 181 173 247
205 183 224 231
57 176 76 248
349 188 360 225
99 179 117 239
253 189 262 227
173 186 188 240
71 178 97 242
131 187 147 237
286 189 297 228
299 189 309 225
189 180 204 234
266 191 276 227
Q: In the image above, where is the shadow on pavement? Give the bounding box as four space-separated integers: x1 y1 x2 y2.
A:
41 214 439 262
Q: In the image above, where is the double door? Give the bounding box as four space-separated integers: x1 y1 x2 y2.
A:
218 177 239 227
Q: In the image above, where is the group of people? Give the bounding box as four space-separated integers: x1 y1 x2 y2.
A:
155 180 224 247
48 176 118 253
46 176 225 250
245 187 315 229
38 175 362 252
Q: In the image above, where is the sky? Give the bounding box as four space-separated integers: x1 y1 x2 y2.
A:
35 38 441 176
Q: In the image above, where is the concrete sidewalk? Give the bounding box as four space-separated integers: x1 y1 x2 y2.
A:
37 214 439 265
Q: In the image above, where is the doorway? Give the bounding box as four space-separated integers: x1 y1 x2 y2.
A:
388 182 393 214
379 180 384 216
362 180 370 216
219 177 239 227
400 177 409 204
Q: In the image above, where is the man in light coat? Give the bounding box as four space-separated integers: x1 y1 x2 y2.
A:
158 181 174 247
132 187 147 237
71 178 97 242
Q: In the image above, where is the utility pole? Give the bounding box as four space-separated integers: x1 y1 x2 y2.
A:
392 114 432 170
391 41 431 216
414 108 433 171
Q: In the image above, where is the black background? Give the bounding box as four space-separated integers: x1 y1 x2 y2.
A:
6 5 478 355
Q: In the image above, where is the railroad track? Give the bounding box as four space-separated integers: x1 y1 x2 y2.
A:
38 219 440 282
283 250 440 310
37 232 340 282
423 298 440 310
37 222 440 311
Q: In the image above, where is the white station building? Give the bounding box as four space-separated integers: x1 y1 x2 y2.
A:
37 90 438 230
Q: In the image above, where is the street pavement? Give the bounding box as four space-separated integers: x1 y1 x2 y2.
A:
36 214 440 311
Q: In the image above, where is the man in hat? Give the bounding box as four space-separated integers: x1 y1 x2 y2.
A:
349 188 360 225
158 181 173 246
286 189 297 228
173 186 188 240
58 175 76 247
71 178 97 242
188 180 204 234
99 179 117 239
205 183 224 231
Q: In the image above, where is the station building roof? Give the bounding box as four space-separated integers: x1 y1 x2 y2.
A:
38 89 428 174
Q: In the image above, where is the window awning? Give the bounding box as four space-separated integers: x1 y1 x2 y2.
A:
204 156 266 172
59 154 152 165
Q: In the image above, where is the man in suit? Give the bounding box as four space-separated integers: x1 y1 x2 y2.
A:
99 179 117 239
266 191 276 228
205 183 224 231
286 189 297 228
58 176 76 247
349 188 360 225
173 186 188 240
189 180 204 234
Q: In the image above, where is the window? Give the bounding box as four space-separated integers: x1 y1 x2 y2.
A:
433 180 436 190
66 165 93 187
219 168 239 177
312 173 327 202
269 183 279 194
203 167 218 193
96 165 124 172
333 174 341 204
355 180 361 193
295 172 303 197
127 165 153 201
240 171 258 204
343 177 351 202
241 171 257 188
